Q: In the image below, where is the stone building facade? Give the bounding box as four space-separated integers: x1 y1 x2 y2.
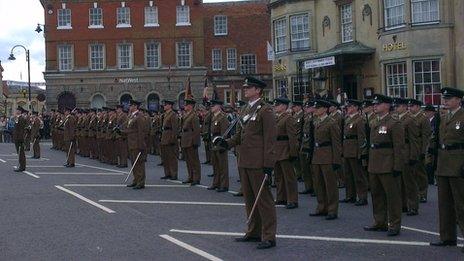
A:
40 0 272 110
270 0 464 105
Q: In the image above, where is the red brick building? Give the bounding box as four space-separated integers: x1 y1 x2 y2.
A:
40 0 272 110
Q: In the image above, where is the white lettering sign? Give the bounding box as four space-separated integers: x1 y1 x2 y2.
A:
304 56 335 69
118 78 139 83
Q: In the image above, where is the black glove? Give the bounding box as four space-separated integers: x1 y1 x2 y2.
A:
392 170 402 177
332 164 341 171
263 167 273 176
408 160 418 166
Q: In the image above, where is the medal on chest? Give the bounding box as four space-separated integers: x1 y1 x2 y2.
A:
214 121 218 126
456 121 461 130
242 114 251 123
349 123 354 129
378 126 387 134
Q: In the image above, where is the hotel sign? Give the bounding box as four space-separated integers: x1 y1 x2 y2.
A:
383 42 407 52
304 56 335 69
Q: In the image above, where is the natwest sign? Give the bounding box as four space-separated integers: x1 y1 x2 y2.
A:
115 78 140 83
304 56 335 69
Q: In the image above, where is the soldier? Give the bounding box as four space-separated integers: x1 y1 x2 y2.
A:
202 102 212 165
292 101 304 182
328 100 344 188
107 108 118 165
181 99 202 185
424 105 438 185
364 94 404 236
24 111 31 152
340 99 368 206
408 99 432 203
207 99 229 192
214 77 277 249
125 100 146 189
88 109 98 159
310 100 342 220
63 107 77 168
30 111 42 159
232 100 246 197
299 100 315 196
361 100 375 182
115 105 128 168
274 97 299 209
160 100 179 180
430 87 464 251
13 106 28 172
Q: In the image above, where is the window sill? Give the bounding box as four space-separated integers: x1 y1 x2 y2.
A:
214 33 228 36
145 23 160 27
227 68 236 71
176 22 191 27
118 67 133 70
177 66 192 69
57 26 72 30
116 24 132 28
384 24 406 31
411 21 440 26
212 68 222 71
88 25 104 29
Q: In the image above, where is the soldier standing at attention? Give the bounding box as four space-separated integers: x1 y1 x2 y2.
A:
430 87 464 251
63 107 77 168
364 94 404 236
202 102 212 165
299 100 316 196
273 97 299 209
208 99 230 192
408 99 432 203
292 101 304 182
160 100 179 180
125 100 146 189
328 101 344 188
340 99 368 206
115 105 128 168
13 107 28 172
88 109 98 160
181 99 202 185
30 111 42 159
309 100 342 220
214 77 277 249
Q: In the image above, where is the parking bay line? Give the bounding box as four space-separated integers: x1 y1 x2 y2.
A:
36 172 124 176
166 179 238 194
0 158 6 163
402 225 464 241
159 234 223 261
75 163 127 174
23 171 40 179
55 185 115 214
26 165 83 168
64 184 190 188
169 229 460 248
99 199 286 208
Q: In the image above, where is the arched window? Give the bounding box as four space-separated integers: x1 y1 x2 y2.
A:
91 94 106 109
147 93 160 112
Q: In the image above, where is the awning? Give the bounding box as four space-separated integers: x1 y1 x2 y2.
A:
310 41 375 60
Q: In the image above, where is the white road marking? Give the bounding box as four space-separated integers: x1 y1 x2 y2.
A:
55 185 115 214
166 179 238 194
195 184 208 189
6 158 49 161
63 184 190 188
159 234 223 261
99 200 245 206
402 226 464 241
0 158 6 163
169 229 453 247
23 171 40 179
35 172 123 175
26 165 83 168
75 163 127 174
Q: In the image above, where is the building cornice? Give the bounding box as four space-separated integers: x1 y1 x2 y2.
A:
269 0 312 9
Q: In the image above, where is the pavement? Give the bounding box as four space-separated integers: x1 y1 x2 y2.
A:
0 142 462 260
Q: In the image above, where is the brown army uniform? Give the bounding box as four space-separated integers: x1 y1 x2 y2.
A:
368 113 404 232
88 113 98 159
63 114 77 166
115 111 129 167
411 111 432 200
312 115 342 216
24 114 31 152
160 110 179 179
125 110 146 186
181 110 202 183
210 111 229 190
300 112 314 193
13 114 28 170
330 110 344 187
227 99 277 242
436 107 464 243
202 110 213 163
292 110 304 180
274 111 299 205
342 113 368 202
30 116 41 158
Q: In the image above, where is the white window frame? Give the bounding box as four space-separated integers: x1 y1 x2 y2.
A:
240 54 257 75
57 8 72 29
384 0 406 30
290 14 310 51
273 18 287 53
214 15 228 36
117 43 133 70
224 89 242 105
88 5 103 29
116 6 131 28
176 42 192 68
145 42 161 69
413 59 442 105
291 77 310 101
58 45 73 71
212 49 222 71
385 62 408 98
226 48 237 71
144 6 159 27
89 44 105 71
411 0 440 25
341 4 353 43
176 5 191 26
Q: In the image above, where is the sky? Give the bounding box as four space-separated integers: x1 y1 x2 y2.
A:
0 0 245 83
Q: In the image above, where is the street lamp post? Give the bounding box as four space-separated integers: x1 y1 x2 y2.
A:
8 45 31 111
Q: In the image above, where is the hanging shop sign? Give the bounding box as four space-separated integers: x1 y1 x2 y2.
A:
304 56 335 69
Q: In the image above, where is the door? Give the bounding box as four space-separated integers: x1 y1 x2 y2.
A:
343 75 358 100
